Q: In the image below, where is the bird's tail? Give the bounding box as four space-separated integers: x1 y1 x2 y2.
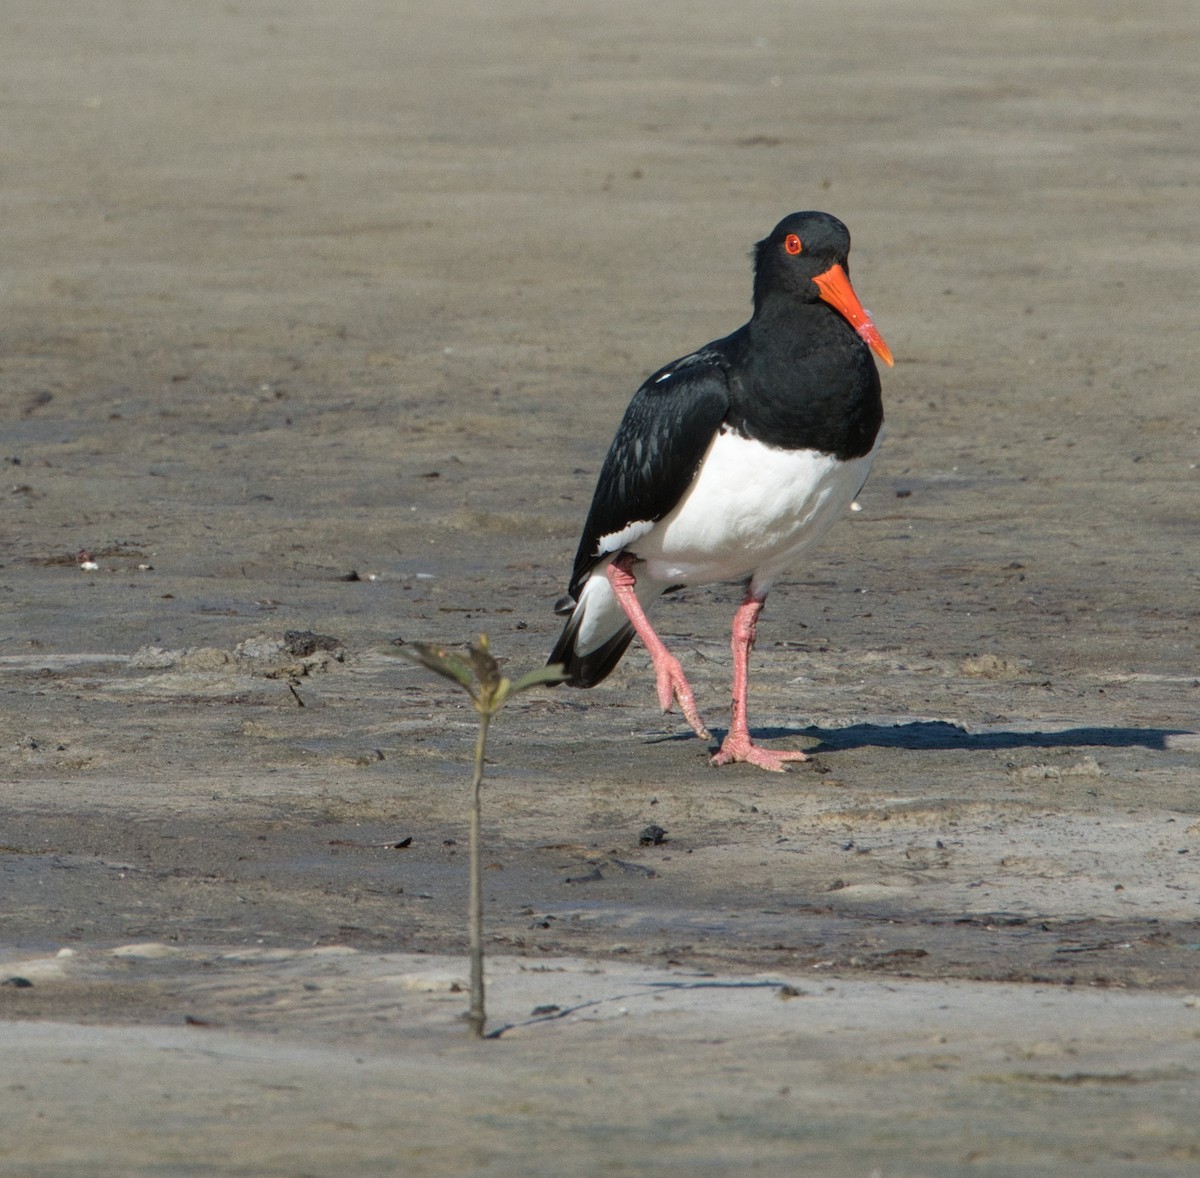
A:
547 569 643 687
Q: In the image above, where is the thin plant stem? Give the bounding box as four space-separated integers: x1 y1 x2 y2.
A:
386 636 564 1040
466 708 491 1038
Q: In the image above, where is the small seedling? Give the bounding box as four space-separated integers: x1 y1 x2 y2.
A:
390 634 564 1038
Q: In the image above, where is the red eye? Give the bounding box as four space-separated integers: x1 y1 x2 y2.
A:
784 233 803 255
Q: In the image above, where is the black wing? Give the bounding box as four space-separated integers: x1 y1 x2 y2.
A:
566 348 733 601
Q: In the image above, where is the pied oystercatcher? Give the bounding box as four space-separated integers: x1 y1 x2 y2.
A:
548 211 892 770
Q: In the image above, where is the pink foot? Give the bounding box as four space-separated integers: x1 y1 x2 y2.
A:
605 555 710 740
708 593 805 769
710 730 808 772
651 651 711 740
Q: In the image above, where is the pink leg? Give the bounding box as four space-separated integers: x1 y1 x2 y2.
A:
711 593 808 771
606 556 710 740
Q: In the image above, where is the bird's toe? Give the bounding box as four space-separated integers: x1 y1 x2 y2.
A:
711 734 808 772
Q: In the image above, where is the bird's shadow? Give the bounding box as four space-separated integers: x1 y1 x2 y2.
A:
652 720 1192 753
807 720 1195 753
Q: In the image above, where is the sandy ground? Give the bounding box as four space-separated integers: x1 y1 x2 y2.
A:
2 0 1199 1173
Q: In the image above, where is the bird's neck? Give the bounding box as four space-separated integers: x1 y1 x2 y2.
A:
748 295 846 359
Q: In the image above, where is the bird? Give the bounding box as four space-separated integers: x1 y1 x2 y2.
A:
548 211 892 771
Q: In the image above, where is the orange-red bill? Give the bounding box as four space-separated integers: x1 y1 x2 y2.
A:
813 263 894 368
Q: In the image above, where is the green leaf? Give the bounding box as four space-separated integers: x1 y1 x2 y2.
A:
508 664 568 694
386 641 476 692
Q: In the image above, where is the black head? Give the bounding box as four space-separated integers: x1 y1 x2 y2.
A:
752 211 853 309
751 210 893 367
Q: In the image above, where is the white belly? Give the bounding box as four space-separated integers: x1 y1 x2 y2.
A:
631 429 877 592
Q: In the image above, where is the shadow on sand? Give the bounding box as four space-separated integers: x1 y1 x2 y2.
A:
650 720 1194 753
794 720 1192 754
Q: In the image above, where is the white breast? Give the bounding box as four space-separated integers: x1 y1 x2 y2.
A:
630 429 877 593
